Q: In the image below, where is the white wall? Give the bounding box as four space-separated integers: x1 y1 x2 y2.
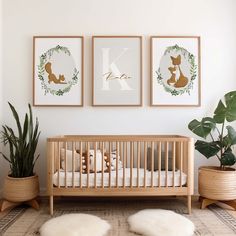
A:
1 0 236 194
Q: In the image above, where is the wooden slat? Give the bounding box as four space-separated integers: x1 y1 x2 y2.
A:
116 142 119 188
137 142 140 187
53 186 189 196
47 141 54 196
94 142 97 188
72 142 75 188
165 142 168 187
80 141 82 188
130 142 134 188
172 141 176 187
144 142 147 188
123 142 127 188
64 142 67 188
158 142 161 187
102 142 104 188
48 135 191 143
87 142 90 188
57 142 60 188
151 142 154 187
109 142 111 188
187 138 194 195
180 142 183 187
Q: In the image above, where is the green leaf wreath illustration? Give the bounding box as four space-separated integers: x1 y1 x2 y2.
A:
156 44 197 96
37 45 79 96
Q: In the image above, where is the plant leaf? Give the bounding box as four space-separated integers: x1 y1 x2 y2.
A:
213 91 236 123
195 140 221 158
226 125 236 145
188 117 215 138
221 149 236 166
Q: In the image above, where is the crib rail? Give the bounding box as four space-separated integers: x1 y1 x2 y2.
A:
47 135 193 192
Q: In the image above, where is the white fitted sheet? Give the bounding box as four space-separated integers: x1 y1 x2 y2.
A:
53 168 187 187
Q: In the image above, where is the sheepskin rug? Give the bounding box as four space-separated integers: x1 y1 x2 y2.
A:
40 213 111 236
128 209 195 236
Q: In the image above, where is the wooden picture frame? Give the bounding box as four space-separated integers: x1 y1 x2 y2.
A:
92 36 143 106
151 36 201 107
33 36 84 106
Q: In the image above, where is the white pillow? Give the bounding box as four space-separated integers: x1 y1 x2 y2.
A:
60 148 81 171
89 150 107 172
110 150 122 171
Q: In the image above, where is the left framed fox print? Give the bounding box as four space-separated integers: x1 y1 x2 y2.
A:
33 36 84 106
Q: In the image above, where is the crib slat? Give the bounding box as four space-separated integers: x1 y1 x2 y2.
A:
137 142 140 188
130 142 134 188
80 141 83 188
144 142 147 188
109 142 111 188
158 142 161 187
165 142 168 187
172 141 176 187
102 142 104 189
123 142 127 188
64 142 67 188
94 142 97 188
72 142 75 188
57 142 60 188
51 142 54 190
87 142 90 188
116 142 119 188
180 142 183 187
151 142 154 187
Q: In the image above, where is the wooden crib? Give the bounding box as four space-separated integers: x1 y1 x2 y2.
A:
47 135 194 215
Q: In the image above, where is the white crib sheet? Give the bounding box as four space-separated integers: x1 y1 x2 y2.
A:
53 168 187 187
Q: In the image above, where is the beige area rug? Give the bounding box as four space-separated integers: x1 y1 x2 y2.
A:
1 197 236 236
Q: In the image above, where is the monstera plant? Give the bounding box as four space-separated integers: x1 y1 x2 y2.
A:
188 91 236 210
188 90 236 169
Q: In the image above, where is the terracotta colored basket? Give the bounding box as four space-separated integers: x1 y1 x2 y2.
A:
199 166 236 201
3 175 39 202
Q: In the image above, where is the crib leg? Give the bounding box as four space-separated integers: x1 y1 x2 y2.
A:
50 195 53 216
187 195 191 214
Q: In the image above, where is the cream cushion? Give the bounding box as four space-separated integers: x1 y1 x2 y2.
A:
61 148 81 172
128 209 195 236
40 213 111 236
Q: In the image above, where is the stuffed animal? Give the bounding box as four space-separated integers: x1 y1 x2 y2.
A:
76 150 110 173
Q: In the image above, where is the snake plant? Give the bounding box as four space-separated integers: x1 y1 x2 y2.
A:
188 91 236 169
0 103 40 177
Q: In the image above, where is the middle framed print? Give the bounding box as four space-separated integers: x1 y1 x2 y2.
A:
92 36 142 106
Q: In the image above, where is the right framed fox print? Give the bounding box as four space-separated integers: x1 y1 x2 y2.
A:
151 36 201 106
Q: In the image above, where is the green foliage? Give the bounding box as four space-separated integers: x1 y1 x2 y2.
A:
188 91 236 168
0 103 41 178
156 44 197 96
38 45 79 96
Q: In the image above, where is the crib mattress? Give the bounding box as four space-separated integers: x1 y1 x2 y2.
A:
53 168 187 187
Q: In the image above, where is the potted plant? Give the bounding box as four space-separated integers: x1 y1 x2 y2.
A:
0 103 40 211
188 90 236 209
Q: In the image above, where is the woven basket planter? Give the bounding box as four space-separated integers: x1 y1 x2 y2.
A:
198 166 236 201
3 175 39 202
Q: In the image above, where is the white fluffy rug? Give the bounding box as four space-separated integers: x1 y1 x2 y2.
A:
40 213 111 236
128 209 195 236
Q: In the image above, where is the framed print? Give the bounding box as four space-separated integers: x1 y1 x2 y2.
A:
33 36 83 106
92 36 142 106
151 36 201 107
